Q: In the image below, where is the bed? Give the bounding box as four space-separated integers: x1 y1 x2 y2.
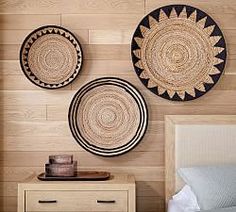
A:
165 115 236 212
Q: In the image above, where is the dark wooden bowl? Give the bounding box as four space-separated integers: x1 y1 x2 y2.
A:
45 161 77 177
49 154 73 164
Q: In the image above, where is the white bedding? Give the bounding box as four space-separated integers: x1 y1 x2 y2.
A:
168 185 200 212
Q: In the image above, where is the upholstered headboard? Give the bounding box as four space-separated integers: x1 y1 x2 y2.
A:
165 115 236 203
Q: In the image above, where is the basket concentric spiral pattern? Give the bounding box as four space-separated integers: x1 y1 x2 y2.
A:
68 77 148 157
20 25 83 89
131 5 227 101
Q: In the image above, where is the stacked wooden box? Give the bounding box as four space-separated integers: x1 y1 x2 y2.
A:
45 155 77 177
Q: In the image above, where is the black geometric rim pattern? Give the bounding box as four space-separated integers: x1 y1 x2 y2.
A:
20 25 83 89
131 4 227 101
68 77 148 157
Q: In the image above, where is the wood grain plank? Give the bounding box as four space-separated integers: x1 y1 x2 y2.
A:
0 59 133 76
82 44 130 60
0 29 88 45
0 166 164 182
150 105 236 121
73 59 134 78
0 30 31 44
72 29 89 44
0 44 20 60
0 75 72 90
0 151 164 167
0 91 75 106
0 60 21 75
0 105 46 121
0 120 163 136
0 121 71 137
89 30 133 44
4 90 236 106
0 14 60 30
0 0 144 14
229 54 236 60
225 59 236 74
0 182 17 197
62 14 142 30
224 29 236 45
0 44 131 60
0 134 163 152
215 75 236 90
0 136 82 152
146 0 236 14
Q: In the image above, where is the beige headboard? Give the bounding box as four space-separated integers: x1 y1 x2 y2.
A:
165 115 236 203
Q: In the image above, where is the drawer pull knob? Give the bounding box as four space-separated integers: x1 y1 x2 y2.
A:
97 200 116 203
38 200 57 203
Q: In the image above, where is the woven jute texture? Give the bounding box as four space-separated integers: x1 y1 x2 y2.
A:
20 25 83 89
69 77 148 157
132 5 227 101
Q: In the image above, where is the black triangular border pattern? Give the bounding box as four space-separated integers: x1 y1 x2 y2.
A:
19 25 83 89
131 4 227 101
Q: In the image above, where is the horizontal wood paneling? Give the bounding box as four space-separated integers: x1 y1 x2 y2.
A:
0 105 46 121
0 44 132 60
0 29 89 45
62 14 142 29
3 90 236 106
1 1 236 212
146 0 236 14
83 44 131 60
0 0 144 14
0 182 17 197
0 14 60 30
1 59 236 76
0 60 21 75
0 120 163 137
0 134 164 152
89 30 133 44
1 43 236 61
0 75 72 90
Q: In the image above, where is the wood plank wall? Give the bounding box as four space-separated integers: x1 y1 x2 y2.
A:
0 0 236 211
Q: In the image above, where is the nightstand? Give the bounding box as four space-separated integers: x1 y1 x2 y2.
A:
18 173 135 212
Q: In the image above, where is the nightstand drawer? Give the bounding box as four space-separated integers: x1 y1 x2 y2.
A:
26 190 128 211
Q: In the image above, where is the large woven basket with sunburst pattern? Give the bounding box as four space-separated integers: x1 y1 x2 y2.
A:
131 5 227 101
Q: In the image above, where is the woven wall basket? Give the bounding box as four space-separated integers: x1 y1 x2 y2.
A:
131 5 227 101
20 25 83 89
68 77 148 157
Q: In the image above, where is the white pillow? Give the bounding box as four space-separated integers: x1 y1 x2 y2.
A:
178 166 236 210
168 185 200 212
